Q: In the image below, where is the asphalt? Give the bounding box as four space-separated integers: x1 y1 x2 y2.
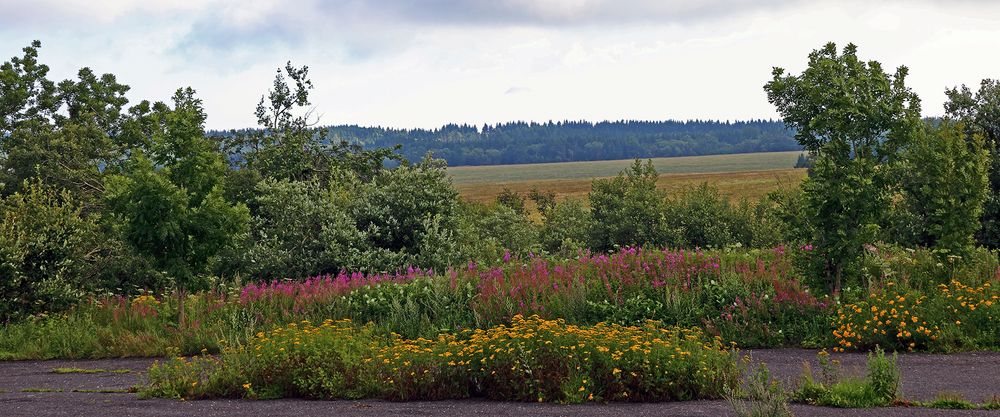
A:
0 349 997 417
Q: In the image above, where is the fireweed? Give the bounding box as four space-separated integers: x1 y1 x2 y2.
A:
3 246 999 359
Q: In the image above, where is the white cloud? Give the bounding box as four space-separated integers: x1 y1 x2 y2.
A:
1 0 999 129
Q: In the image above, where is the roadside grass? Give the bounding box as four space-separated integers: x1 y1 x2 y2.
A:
924 392 976 409
71 388 131 393
142 315 742 403
52 367 131 374
21 388 64 393
792 348 900 408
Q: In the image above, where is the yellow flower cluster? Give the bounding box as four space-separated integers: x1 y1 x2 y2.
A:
132 294 160 306
242 315 738 403
938 280 997 314
833 279 997 352
376 315 737 402
833 288 934 352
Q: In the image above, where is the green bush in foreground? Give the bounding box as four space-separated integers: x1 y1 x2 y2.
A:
793 348 899 408
142 315 741 403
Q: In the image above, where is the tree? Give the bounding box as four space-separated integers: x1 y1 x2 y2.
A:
944 80 1000 248
222 62 398 191
0 180 101 321
898 122 989 258
764 42 921 293
589 159 674 250
0 41 130 203
104 88 248 325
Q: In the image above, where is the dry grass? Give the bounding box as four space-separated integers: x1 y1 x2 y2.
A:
456 168 807 205
448 151 803 185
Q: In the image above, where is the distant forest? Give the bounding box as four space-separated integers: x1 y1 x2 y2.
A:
213 119 799 166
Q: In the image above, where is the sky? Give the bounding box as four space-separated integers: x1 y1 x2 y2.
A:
1 0 999 130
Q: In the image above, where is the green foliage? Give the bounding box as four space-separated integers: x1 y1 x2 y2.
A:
456 203 539 261
725 363 793 417
765 42 922 293
232 178 362 279
793 347 899 408
0 41 131 202
0 181 100 320
945 79 1000 249
141 316 741 403
352 157 461 271
495 187 526 216
221 62 399 189
539 199 593 255
528 188 556 216
896 122 989 258
104 89 248 292
589 159 674 250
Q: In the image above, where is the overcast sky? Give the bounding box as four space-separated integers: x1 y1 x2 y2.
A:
2 0 998 130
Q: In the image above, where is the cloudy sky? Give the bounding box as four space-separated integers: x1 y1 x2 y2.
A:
2 0 998 129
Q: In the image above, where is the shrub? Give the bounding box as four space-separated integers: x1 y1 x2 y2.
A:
142 316 742 403
665 183 736 248
539 199 592 255
0 181 100 321
793 347 899 408
589 160 675 250
726 363 793 417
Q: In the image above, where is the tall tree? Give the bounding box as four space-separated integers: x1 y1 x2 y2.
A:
764 42 921 293
944 80 1000 248
898 121 988 258
105 88 248 325
0 41 130 203
221 62 398 194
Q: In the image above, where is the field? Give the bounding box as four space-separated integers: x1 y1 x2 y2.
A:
450 151 807 203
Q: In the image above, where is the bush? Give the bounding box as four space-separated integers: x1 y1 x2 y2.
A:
0 181 100 321
793 347 899 408
142 315 742 403
726 363 793 417
233 178 363 280
457 203 539 260
666 183 736 248
539 199 592 255
589 160 675 250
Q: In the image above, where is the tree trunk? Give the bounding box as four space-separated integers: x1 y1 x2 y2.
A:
178 285 186 329
833 264 843 296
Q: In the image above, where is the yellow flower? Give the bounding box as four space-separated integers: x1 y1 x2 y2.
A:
243 383 252 390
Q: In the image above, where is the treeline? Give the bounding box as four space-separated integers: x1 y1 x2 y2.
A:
214 119 800 166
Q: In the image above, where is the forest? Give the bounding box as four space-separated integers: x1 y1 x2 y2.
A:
211 119 800 166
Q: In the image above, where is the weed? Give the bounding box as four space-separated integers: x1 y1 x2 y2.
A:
51 367 131 374
925 392 976 409
726 362 793 417
792 347 899 408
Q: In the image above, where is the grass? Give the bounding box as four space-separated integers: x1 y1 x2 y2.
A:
51 367 131 374
71 388 131 393
448 151 804 185
21 387 64 393
924 392 976 409
792 348 900 408
455 167 806 204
